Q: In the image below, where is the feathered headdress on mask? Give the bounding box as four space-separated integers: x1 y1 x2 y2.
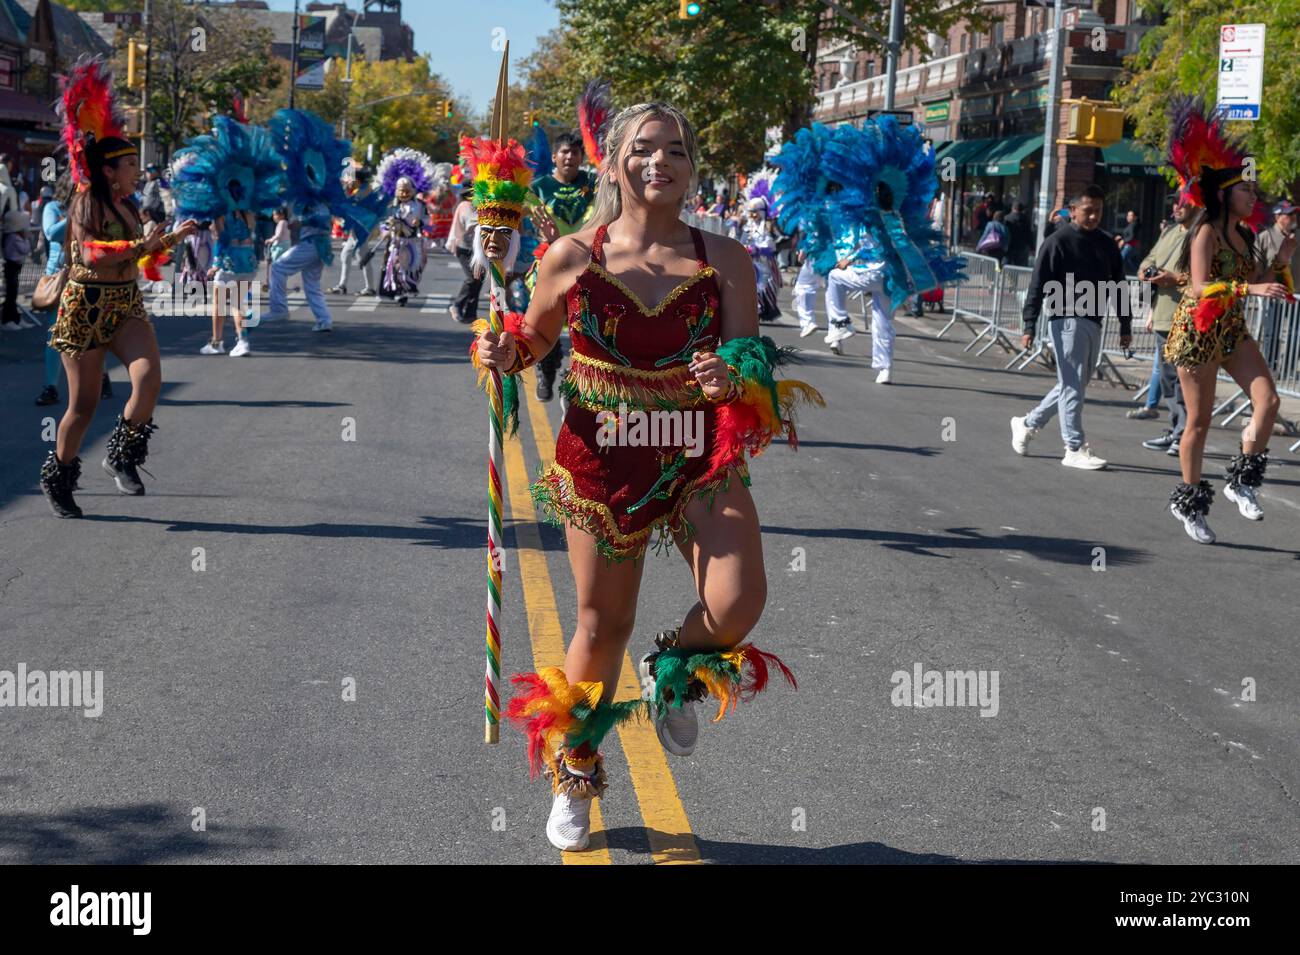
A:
376 147 437 199
170 115 286 220
431 162 453 191
743 167 778 216
818 117 965 308
1166 95 1267 229
57 56 132 190
577 78 613 169
267 108 386 241
458 135 533 230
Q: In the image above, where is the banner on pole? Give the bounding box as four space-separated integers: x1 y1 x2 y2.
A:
295 15 327 89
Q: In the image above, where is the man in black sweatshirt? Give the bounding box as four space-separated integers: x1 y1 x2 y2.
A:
1010 184 1133 470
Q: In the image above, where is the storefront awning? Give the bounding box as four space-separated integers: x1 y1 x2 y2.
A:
967 135 1043 177
1099 139 1164 177
934 138 996 169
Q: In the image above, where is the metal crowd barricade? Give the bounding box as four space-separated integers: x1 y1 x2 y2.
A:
1214 298 1300 446
970 263 1031 359
938 250 1000 342
681 211 728 236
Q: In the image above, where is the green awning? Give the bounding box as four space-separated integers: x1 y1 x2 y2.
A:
1099 139 1164 176
935 138 997 169
966 135 1044 176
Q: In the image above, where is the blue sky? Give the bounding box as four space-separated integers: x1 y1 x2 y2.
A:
263 0 562 117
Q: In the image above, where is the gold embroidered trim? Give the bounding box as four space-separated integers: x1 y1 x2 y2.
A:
530 458 745 560
586 261 715 317
570 351 690 378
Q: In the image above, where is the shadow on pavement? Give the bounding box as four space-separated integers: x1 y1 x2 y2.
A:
761 524 1151 566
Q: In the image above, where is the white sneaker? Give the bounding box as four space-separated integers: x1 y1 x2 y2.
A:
199 340 225 355
1170 502 1216 544
312 321 333 333
1010 416 1036 455
875 367 892 384
546 790 594 851
1061 445 1108 470
799 323 819 338
229 338 251 357
1224 483 1264 521
825 324 854 346
639 652 699 757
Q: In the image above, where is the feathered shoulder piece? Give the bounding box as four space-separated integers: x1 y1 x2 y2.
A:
577 78 613 169
458 135 532 229
525 123 553 178
57 56 129 188
376 148 437 199
1167 95 1266 227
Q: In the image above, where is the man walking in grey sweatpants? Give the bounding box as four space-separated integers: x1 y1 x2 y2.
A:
1011 184 1132 469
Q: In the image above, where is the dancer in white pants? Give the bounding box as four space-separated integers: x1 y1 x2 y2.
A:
793 257 822 337
825 259 895 382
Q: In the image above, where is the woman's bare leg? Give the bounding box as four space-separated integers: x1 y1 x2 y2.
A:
563 525 646 704
57 347 107 461
107 320 162 425
1176 363 1221 484
1223 339 1281 452
673 472 767 652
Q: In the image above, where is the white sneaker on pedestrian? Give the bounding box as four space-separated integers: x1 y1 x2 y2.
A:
0 321 22 333
1061 445 1108 470
1170 502 1216 544
799 323 819 338
1010 416 1036 455
825 324 854 346
875 367 892 384
229 338 251 357
1224 483 1264 521
199 340 224 355
546 790 594 851
312 321 332 333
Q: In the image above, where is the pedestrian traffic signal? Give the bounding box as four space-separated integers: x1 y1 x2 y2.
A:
679 0 703 18
1058 98 1123 147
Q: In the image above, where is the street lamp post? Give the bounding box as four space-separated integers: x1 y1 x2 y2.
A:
1034 0 1066 253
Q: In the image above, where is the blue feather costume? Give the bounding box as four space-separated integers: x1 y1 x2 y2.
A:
171 115 287 276
267 109 387 266
772 118 964 310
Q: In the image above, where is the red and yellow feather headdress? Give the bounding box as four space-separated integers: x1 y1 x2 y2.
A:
1166 95 1266 228
57 56 132 190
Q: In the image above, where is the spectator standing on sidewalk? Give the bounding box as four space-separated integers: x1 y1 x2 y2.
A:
1135 196 1193 452
1004 201 1033 266
1118 210 1142 274
1010 184 1132 470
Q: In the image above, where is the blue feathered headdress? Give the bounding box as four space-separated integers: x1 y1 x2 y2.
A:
525 123 553 178
376 147 436 198
170 115 286 220
770 123 839 275
267 108 386 241
821 117 964 307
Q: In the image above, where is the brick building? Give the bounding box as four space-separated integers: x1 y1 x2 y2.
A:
812 1 1168 253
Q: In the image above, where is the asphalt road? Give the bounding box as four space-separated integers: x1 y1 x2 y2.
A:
1 248 1297 864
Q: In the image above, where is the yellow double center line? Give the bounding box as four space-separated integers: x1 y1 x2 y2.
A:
500 368 700 865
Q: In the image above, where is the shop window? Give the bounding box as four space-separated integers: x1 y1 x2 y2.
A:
0 55 14 91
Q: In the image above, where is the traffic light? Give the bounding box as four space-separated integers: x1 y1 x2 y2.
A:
1058 98 1123 148
441 100 454 118
679 0 703 18
127 38 148 89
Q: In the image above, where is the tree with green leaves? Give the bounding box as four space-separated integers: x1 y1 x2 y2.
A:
1113 1 1300 197
533 0 989 175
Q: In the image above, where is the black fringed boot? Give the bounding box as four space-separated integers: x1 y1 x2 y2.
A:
102 414 158 496
1223 448 1268 522
1169 480 1215 544
39 451 83 519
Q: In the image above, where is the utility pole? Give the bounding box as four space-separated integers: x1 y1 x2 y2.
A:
882 0 904 111
141 0 153 166
340 30 354 139
1034 0 1066 252
289 0 300 109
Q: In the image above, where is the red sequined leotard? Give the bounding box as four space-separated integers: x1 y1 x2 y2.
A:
530 224 743 561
